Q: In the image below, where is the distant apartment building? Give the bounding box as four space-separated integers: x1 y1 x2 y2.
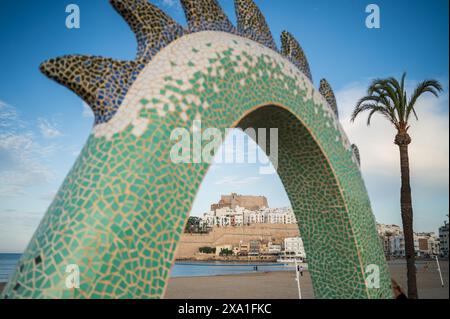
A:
249 240 261 256
390 235 405 257
202 206 297 228
390 235 422 257
439 220 449 258
245 210 266 225
267 242 282 255
377 223 402 256
429 235 441 256
222 238 305 258
377 223 442 258
238 242 249 255
283 237 306 259
415 233 440 257
265 208 297 224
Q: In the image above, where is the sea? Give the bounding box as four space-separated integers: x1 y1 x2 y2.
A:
0 253 295 283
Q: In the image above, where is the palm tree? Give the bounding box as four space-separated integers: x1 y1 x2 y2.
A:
351 73 443 299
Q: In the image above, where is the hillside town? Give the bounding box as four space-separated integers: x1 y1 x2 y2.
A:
181 194 449 262
210 236 306 261
199 206 297 229
186 193 297 232
180 194 305 261
377 220 449 258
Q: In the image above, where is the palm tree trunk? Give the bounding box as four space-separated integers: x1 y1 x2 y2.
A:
398 143 418 299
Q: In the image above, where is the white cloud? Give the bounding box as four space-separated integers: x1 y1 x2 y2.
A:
0 101 56 198
0 100 24 129
0 100 16 127
37 117 62 138
0 133 56 197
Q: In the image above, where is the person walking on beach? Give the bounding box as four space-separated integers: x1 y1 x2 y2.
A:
299 265 304 277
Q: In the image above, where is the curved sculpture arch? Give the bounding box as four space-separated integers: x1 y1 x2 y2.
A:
2 0 391 299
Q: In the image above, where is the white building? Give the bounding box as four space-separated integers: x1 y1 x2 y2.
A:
427 234 440 256
390 235 421 257
202 212 215 228
377 224 403 257
201 206 297 228
283 237 306 259
376 223 445 258
264 208 297 224
267 242 282 255
414 232 440 257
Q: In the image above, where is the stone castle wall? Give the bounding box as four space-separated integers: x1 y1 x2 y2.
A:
175 224 300 259
211 193 269 211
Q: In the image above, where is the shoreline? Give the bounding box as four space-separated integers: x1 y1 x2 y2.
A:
174 260 288 264
172 269 292 279
174 258 281 263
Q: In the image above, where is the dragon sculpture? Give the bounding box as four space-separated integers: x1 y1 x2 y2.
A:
2 0 390 299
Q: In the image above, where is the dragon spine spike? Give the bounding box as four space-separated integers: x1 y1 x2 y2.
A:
281 31 313 82
39 55 141 124
235 0 277 51
180 0 236 33
319 79 339 119
351 144 361 166
109 0 185 63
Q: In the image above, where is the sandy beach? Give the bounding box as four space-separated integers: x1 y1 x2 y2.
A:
1 261 448 299
165 260 449 299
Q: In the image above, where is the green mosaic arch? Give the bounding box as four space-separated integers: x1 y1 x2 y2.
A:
2 0 391 299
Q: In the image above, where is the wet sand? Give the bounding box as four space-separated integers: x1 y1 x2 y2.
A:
1 261 448 299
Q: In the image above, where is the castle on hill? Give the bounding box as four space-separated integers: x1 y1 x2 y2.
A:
211 193 269 212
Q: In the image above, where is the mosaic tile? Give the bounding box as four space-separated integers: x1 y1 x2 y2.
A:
181 0 236 33
39 56 142 125
281 31 313 82
319 78 339 119
235 0 277 50
1 0 391 299
351 144 361 166
110 0 185 64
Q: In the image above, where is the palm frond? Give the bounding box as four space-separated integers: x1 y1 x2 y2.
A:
351 73 442 130
383 79 405 121
366 106 392 126
407 79 443 121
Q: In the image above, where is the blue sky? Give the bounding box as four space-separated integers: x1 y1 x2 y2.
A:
0 0 448 252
